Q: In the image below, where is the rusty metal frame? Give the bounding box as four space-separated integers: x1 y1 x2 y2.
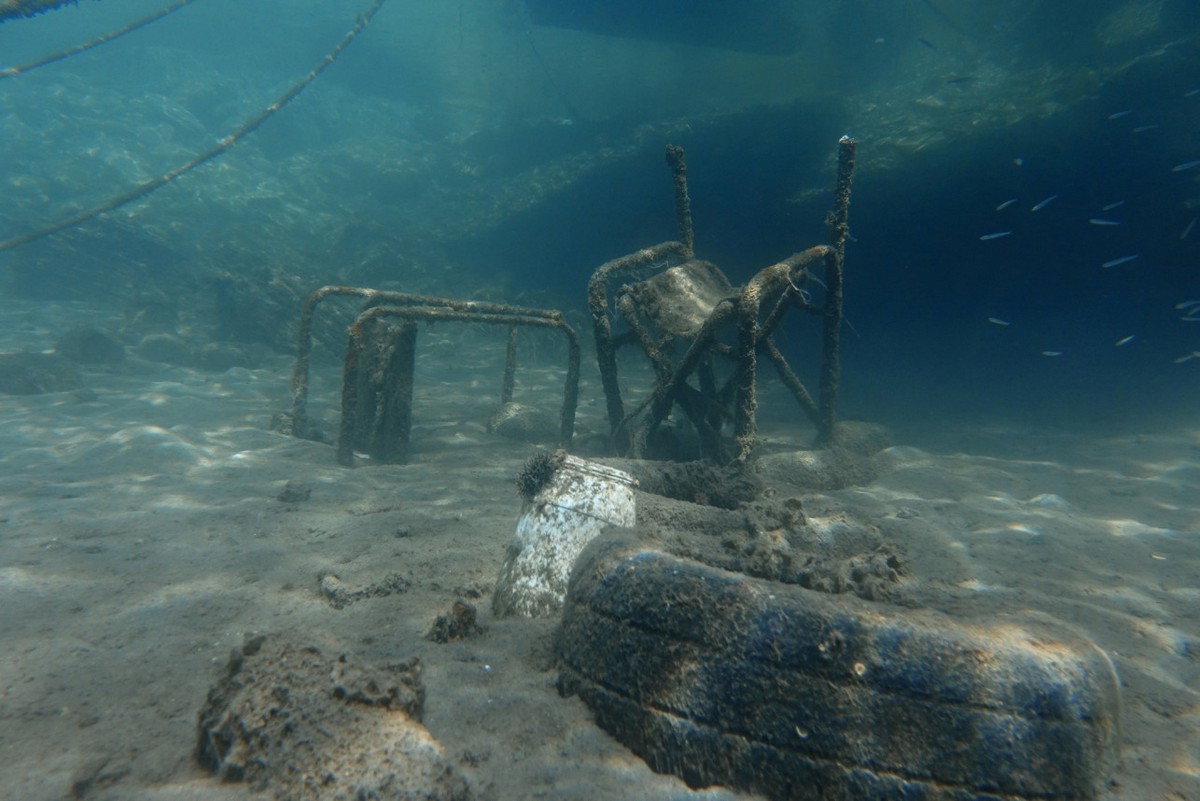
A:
587 137 856 463
286 285 578 466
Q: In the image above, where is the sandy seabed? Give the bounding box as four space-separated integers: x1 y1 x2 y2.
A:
0 299 1197 801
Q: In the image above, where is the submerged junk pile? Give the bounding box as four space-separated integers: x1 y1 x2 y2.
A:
495 141 1119 801
237 134 1125 800
292 138 855 470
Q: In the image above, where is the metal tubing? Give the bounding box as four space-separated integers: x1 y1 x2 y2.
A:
291 285 563 434
665 145 695 258
733 247 830 461
817 135 856 444
337 304 580 466
587 241 689 447
501 326 518 405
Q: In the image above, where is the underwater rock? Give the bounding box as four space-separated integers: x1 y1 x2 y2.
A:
196 634 470 801
271 409 333 444
193 342 252 372
54 326 125 364
759 421 893 491
618 458 764 510
425 599 483 643
277 479 311 503
0 350 82 394
487 401 558 443
212 267 313 354
124 289 180 332
821 420 892 454
134 333 193 365
318 571 412 610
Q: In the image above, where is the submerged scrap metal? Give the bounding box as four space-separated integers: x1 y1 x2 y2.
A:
588 136 856 462
286 286 579 467
288 138 852 467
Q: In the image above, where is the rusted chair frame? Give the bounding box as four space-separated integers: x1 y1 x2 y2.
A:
587 136 855 461
336 304 580 467
287 286 576 464
625 247 829 462
289 285 561 434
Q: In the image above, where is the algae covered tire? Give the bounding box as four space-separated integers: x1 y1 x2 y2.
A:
557 535 1120 801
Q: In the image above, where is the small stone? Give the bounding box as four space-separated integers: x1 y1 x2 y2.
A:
135 333 193 365
277 480 311 503
55 326 125 365
426 599 483 643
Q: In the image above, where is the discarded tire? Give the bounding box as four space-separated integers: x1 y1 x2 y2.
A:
557 535 1120 801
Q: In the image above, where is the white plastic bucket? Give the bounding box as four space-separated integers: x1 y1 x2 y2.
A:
493 454 637 617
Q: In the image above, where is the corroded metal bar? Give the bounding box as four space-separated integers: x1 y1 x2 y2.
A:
501 326 518 405
343 319 417 464
665 145 694 258
587 241 689 449
338 304 580 466
616 291 672 384
291 285 562 435
733 247 830 461
381 322 418 463
817 135 856 444
634 299 736 459
762 338 820 425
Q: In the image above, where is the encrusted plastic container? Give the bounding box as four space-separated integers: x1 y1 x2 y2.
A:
493 454 637 617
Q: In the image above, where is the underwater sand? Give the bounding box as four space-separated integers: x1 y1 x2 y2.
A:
0 299 1197 801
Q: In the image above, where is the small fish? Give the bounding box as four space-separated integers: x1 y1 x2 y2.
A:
995 198 1017 211
1171 159 1200 172
1041 351 1063 357
1187 88 1200 97
1108 109 1133 119
1088 218 1120 226
1181 217 1197 240
1174 351 1200 364
1115 335 1136 347
1132 125 1159 133
1101 200 1125 211
1031 194 1058 211
987 317 1010 326
979 231 1012 241
918 37 937 50
946 76 977 85
1176 300 1200 310
1101 254 1140 268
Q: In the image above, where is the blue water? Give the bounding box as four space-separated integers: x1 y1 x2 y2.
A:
3 5 1200 800
1 0 1199 440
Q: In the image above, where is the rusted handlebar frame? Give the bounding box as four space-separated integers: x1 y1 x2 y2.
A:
290 285 562 432
336 304 580 467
